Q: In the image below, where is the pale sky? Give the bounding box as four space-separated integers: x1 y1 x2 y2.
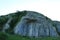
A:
0 0 60 21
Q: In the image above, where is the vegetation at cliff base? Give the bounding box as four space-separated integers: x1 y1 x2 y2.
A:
0 32 60 40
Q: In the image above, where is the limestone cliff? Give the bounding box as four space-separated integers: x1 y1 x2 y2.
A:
0 11 60 37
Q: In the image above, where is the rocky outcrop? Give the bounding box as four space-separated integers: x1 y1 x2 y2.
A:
0 11 60 37
14 11 59 37
2 17 12 32
53 21 60 35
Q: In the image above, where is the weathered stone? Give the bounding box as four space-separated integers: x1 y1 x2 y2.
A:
53 21 60 34
14 11 59 37
1 11 60 37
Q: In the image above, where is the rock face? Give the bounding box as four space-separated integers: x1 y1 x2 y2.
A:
0 11 60 37
53 21 60 35
14 11 59 37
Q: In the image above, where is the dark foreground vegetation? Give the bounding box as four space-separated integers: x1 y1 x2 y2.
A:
0 32 60 40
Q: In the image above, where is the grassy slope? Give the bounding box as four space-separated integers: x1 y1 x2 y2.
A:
0 32 60 40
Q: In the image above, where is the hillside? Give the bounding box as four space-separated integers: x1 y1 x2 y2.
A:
0 11 60 40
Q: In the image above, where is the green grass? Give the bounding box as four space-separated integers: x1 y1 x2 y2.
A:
0 32 60 40
7 35 60 40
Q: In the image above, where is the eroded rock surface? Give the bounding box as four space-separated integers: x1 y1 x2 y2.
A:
53 21 60 35
14 11 59 37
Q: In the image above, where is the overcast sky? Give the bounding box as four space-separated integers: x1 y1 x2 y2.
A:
0 0 60 21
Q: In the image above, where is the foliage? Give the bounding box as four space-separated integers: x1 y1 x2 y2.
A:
0 32 8 40
0 11 27 33
6 35 60 40
0 16 8 31
0 32 60 40
5 11 27 33
9 11 27 28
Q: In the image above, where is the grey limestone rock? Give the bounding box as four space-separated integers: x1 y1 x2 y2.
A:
14 11 59 37
53 21 60 35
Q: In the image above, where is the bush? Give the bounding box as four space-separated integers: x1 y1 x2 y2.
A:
0 32 8 40
0 16 8 31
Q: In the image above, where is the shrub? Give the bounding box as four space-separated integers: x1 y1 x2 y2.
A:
0 32 8 40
